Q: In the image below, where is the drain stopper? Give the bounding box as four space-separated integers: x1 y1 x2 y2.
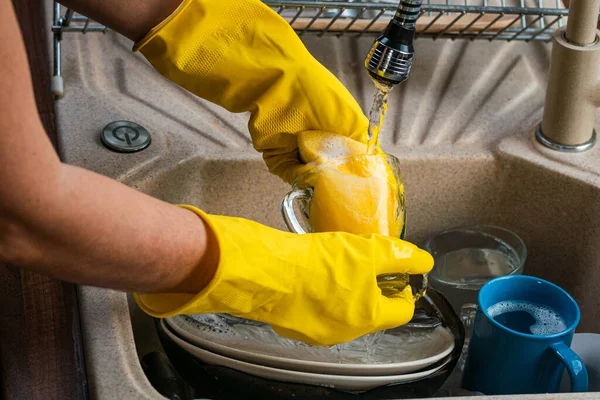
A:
101 121 151 153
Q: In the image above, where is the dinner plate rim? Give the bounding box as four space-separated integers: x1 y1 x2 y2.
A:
159 320 450 392
165 314 455 376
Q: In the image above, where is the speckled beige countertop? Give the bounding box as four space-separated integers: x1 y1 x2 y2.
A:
48 0 600 398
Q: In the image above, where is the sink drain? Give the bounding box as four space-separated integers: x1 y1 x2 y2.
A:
101 121 151 153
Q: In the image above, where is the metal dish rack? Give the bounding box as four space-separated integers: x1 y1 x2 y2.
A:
51 0 572 97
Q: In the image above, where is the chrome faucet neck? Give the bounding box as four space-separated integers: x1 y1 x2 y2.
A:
364 0 423 86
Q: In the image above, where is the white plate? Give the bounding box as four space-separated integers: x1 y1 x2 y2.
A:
165 314 454 376
160 320 449 392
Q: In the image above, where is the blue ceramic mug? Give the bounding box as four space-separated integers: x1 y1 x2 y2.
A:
462 275 588 395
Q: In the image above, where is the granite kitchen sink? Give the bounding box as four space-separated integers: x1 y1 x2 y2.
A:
51 3 600 399
78 146 600 399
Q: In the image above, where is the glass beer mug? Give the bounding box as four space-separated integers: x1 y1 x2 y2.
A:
280 153 428 299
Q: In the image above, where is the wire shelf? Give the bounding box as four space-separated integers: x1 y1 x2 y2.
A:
50 0 577 97
52 0 572 42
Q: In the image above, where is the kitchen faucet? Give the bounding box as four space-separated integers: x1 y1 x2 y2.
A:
366 0 599 152
364 0 424 86
537 0 599 152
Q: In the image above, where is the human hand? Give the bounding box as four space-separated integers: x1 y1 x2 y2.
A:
134 205 433 346
134 0 369 184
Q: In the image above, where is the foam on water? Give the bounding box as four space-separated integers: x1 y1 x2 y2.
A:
487 300 567 335
189 314 237 337
180 314 453 364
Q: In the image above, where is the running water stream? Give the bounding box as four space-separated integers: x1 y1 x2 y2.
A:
338 81 397 362
362 81 427 361
367 81 393 154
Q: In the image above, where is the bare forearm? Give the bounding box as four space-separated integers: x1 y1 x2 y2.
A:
57 0 183 42
0 0 216 293
2 162 217 293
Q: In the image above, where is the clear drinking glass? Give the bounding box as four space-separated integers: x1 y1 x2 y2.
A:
280 153 428 359
422 225 527 375
422 225 526 313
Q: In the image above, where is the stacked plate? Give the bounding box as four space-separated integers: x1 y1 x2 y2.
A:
160 308 457 392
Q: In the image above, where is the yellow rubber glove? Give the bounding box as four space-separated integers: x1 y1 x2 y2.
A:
134 0 369 184
135 206 433 346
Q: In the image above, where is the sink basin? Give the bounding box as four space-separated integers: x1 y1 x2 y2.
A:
51 3 600 398
130 150 600 336
81 147 600 399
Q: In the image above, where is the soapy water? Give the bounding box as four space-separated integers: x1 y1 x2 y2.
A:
180 314 452 365
487 300 567 335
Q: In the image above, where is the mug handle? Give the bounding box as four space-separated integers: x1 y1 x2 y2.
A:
280 188 312 234
550 342 588 392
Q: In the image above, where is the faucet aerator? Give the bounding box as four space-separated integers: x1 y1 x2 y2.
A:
364 0 423 86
